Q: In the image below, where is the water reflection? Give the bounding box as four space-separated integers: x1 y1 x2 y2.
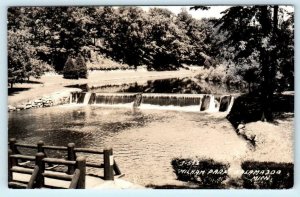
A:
87 78 245 94
8 106 155 148
8 105 248 186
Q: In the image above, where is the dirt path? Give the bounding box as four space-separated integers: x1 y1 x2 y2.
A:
8 69 200 106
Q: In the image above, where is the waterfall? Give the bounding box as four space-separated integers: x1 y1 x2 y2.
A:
226 96 235 113
93 93 136 104
83 92 92 105
133 93 143 108
69 92 90 104
69 92 235 113
200 95 210 111
206 95 219 112
76 93 86 104
75 93 78 103
142 93 203 107
70 92 81 104
69 94 72 104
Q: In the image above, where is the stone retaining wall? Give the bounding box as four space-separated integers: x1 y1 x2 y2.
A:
8 88 82 112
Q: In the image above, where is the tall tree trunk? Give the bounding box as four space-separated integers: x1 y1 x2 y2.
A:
259 5 279 121
259 6 273 121
267 5 279 121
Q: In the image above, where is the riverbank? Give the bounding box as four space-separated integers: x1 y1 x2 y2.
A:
241 113 294 163
150 112 294 189
8 68 201 106
7 69 294 188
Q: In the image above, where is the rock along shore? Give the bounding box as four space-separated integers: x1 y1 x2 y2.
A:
8 88 81 112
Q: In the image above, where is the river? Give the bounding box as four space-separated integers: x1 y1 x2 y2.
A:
8 104 248 187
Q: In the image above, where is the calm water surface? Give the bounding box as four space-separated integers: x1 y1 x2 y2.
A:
8 105 248 186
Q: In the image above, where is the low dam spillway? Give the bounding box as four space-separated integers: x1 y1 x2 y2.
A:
70 92 235 113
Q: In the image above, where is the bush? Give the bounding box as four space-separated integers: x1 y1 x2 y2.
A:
63 57 79 79
227 94 294 128
63 54 89 79
75 54 88 78
87 53 130 71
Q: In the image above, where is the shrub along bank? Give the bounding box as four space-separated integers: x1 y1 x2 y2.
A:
63 54 88 79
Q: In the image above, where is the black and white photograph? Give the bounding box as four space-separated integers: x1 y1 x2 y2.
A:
7 5 294 189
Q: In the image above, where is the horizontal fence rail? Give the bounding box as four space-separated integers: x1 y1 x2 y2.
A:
8 138 123 189
9 151 87 189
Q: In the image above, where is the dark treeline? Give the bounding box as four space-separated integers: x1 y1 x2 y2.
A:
8 7 217 81
8 6 294 120
211 5 294 120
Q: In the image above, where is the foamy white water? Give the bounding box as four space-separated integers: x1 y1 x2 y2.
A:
83 92 92 105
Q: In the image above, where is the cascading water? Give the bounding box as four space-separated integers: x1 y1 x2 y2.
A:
226 96 235 113
70 92 88 104
142 94 202 107
83 92 91 105
92 93 137 105
69 92 235 113
206 95 220 112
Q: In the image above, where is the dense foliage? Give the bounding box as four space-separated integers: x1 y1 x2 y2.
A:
192 6 294 120
8 6 294 104
216 6 294 120
7 7 217 80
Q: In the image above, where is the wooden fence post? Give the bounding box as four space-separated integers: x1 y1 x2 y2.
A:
9 138 18 166
37 141 44 153
68 143 76 174
76 156 86 189
35 152 45 188
9 138 17 154
8 149 12 182
104 147 114 181
38 140 53 167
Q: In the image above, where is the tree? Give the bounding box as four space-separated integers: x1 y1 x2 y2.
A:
211 6 293 121
63 56 78 79
8 8 54 88
95 7 149 69
143 8 189 70
8 30 29 88
176 9 216 66
8 28 52 88
75 54 88 78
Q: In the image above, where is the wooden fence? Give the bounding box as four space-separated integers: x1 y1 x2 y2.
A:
8 138 122 189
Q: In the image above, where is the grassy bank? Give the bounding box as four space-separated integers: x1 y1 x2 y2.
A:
8 69 202 106
87 54 131 71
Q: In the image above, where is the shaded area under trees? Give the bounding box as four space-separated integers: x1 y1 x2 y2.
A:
192 5 294 121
